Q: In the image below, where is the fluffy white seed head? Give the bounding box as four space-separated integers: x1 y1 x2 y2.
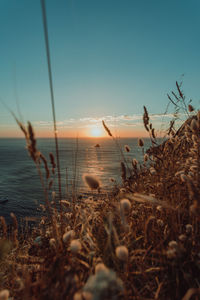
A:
95 263 108 274
0 290 9 300
73 293 82 300
120 199 131 213
115 245 129 261
82 292 92 300
70 239 82 253
73 292 92 300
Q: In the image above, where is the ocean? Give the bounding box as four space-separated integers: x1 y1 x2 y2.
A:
0 138 152 223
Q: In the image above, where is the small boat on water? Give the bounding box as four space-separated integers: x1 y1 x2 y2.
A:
95 144 100 148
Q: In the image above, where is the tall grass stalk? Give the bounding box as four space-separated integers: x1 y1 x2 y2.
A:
40 0 62 203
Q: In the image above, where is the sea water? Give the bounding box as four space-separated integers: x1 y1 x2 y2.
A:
0 138 152 221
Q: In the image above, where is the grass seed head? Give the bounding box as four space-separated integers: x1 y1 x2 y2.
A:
157 219 164 227
192 134 198 143
82 292 93 300
63 230 75 243
74 292 92 300
110 178 116 183
168 240 178 249
49 152 56 173
102 120 112 137
49 238 56 248
95 263 108 274
10 212 18 229
179 234 187 242
190 202 198 215
166 248 177 259
121 162 126 182
73 292 82 300
138 138 144 147
0 217 7 239
83 268 123 299
124 145 130 152
185 224 193 234
197 110 200 121
132 159 138 166
188 104 194 112
83 174 100 190
120 199 131 213
40 153 50 179
0 290 9 300
70 239 82 254
156 205 162 212
190 119 198 132
115 245 129 261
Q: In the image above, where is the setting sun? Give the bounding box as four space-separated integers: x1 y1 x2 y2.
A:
90 127 103 137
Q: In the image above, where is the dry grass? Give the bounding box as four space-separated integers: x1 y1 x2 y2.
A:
1 85 200 300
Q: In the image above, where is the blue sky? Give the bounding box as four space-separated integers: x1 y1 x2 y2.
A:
0 0 200 137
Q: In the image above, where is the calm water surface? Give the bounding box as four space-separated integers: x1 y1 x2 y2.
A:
0 138 152 222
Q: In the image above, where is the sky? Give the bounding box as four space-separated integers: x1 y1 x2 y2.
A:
0 0 200 138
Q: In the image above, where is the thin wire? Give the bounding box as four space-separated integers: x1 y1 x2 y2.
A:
40 0 62 201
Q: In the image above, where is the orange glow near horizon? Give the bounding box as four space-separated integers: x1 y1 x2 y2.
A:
0 126 150 138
